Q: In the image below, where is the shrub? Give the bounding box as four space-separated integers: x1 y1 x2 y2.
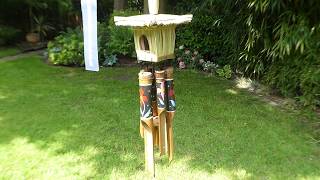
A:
102 55 118 67
202 61 217 73
175 45 204 70
175 45 233 79
239 0 320 107
48 27 84 66
98 22 110 62
0 26 22 46
48 22 110 66
216 65 232 79
174 0 320 107
105 10 138 57
175 0 245 66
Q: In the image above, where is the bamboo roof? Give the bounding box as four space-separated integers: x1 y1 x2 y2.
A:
114 14 193 27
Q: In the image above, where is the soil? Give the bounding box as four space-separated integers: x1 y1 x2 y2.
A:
117 55 138 67
18 42 47 52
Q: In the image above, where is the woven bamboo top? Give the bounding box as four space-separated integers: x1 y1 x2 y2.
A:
114 14 193 27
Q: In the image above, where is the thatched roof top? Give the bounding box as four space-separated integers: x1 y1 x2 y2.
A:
114 14 193 27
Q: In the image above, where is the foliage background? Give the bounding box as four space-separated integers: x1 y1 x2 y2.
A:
174 0 320 107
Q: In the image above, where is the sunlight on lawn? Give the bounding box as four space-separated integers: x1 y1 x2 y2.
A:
0 91 8 100
109 156 253 180
0 137 97 179
225 89 238 95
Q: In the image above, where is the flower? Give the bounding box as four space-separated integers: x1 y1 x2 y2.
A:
191 57 195 61
199 59 205 64
193 51 199 55
177 57 182 61
179 61 186 69
139 88 148 104
179 45 184 50
185 50 191 55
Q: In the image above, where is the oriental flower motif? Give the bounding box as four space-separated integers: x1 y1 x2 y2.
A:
156 81 166 108
166 80 176 111
139 87 152 118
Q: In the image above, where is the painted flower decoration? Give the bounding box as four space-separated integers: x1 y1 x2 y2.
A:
139 88 148 105
139 87 152 118
168 88 175 99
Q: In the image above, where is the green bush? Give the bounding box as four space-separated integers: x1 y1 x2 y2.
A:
174 0 320 107
98 22 110 62
0 26 22 46
175 0 244 66
48 22 110 66
175 46 204 70
105 10 138 57
216 65 232 79
48 27 84 66
239 0 320 107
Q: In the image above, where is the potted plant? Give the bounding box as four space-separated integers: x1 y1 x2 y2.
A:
26 31 40 44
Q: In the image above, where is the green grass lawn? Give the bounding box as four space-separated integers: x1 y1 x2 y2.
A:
0 47 20 58
0 56 319 179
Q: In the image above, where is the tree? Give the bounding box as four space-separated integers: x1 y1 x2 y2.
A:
159 0 167 13
114 0 127 11
144 0 148 14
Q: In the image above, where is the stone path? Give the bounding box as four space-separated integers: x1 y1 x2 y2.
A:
0 50 45 62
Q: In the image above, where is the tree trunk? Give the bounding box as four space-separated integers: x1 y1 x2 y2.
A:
159 0 167 14
144 0 149 14
114 0 127 11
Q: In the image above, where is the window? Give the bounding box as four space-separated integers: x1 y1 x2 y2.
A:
139 35 150 51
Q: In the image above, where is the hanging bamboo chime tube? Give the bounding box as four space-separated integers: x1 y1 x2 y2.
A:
165 66 176 162
155 70 167 155
139 71 155 176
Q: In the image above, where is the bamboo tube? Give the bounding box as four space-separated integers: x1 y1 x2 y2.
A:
153 115 159 147
165 66 176 162
166 112 174 162
155 70 167 155
140 121 144 138
152 75 159 147
139 71 155 176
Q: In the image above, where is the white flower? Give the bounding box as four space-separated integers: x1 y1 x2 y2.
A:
179 45 184 50
199 59 205 64
185 50 191 55
193 51 199 55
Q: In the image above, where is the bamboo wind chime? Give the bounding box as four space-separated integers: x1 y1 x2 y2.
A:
114 0 192 176
139 66 176 175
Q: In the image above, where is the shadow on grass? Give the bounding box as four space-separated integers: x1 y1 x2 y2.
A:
0 57 319 179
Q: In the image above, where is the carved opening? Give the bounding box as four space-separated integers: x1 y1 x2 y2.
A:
139 35 150 51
